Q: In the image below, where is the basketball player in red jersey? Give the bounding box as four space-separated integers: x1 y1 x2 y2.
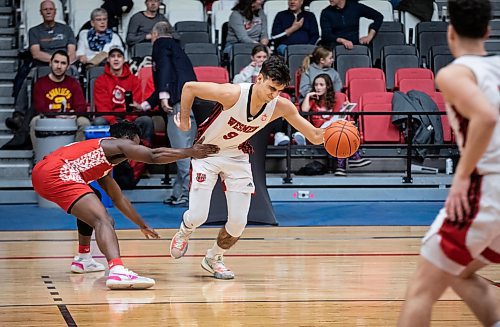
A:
32 121 219 289
398 0 500 326
169 56 325 279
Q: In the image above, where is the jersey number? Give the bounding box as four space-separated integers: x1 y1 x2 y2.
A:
223 132 239 140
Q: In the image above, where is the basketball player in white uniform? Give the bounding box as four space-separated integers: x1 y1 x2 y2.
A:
169 56 325 279
399 1 500 326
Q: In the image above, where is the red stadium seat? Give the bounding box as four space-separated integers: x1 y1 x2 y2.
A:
398 79 436 95
344 67 385 88
359 92 402 143
194 66 229 83
348 78 386 104
394 68 434 89
430 92 453 143
294 69 301 105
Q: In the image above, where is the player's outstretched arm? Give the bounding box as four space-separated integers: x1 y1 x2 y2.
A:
178 82 240 131
106 139 219 164
97 174 159 239
277 97 325 145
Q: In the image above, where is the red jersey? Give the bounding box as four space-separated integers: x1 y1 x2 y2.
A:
32 138 117 212
33 75 87 113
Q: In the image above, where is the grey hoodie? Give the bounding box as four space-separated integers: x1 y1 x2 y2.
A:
299 63 343 102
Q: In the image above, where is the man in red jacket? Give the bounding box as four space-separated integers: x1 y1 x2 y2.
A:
93 46 154 145
30 50 90 150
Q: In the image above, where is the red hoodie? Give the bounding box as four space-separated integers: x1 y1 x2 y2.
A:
94 62 143 124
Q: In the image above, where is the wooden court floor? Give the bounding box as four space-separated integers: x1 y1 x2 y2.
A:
0 226 498 326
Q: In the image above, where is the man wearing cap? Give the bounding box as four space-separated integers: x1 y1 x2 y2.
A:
93 46 154 145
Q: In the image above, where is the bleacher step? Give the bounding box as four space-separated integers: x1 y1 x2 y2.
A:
0 133 12 147
0 162 30 177
0 50 17 57
0 27 14 35
0 150 33 158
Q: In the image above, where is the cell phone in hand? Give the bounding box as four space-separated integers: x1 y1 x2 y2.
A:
125 91 133 112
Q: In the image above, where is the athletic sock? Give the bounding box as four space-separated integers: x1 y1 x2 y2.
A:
180 220 194 235
206 243 226 258
78 245 91 259
108 258 124 271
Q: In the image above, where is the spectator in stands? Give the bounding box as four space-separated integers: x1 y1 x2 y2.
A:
299 46 342 103
93 46 154 145
271 0 319 56
140 21 197 207
77 8 124 67
126 0 169 48
6 0 77 133
320 0 383 49
233 44 269 83
301 74 371 176
225 0 269 54
30 50 90 149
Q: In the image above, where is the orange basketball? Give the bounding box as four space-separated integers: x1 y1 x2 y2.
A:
324 120 360 158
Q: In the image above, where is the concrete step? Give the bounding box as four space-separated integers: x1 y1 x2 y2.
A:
0 0 12 7
0 50 18 57
0 96 13 105
0 28 14 36
0 162 30 177
0 72 15 80
0 36 14 49
0 82 12 96
0 58 17 72
0 150 33 159
0 133 12 147
0 107 13 121
0 7 12 15
0 150 33 177
0 15 10 28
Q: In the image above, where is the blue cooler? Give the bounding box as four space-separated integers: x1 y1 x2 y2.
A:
84 126 113 208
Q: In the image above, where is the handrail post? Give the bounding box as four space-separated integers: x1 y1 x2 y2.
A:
283 122 293 184
402 113 413 184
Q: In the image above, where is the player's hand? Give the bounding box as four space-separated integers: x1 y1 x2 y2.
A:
140 226 160 239
191 143 220 159
161 99 173 113
444 174 471 227
174 112 191 132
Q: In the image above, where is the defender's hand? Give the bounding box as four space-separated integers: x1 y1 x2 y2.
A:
141 226 160 239
191 143 220 159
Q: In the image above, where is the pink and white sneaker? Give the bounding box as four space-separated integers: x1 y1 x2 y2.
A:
106 266 155 290
170 229 192 259
71 256 105 274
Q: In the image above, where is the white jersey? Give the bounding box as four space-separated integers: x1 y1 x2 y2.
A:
197 83 278 155
447 55 500 175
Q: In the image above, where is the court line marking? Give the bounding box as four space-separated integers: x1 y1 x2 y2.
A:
0 253 420 260
41 275 77 327
0 299 467 309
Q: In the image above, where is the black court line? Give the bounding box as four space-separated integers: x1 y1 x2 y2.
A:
41 276 77 327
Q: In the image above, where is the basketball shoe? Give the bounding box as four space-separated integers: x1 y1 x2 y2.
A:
106 266 155 290
71 255 106 273
170 229 192 259
201 253 235 280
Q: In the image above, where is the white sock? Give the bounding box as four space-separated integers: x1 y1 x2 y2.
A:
206 242 226 258
109 265 125 274
77 252 91 260
180 221 194 234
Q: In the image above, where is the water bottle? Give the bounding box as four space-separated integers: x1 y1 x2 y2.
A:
445 158 453 175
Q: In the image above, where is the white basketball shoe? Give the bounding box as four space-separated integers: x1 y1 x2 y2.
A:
106 266 155 290
71 255 105 274
201 253 235 280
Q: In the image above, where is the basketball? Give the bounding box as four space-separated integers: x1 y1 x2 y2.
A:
324 120 360 158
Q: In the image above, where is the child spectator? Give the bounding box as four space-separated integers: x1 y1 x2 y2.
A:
233 44 269 83
301 74 370 176
299 46 342 104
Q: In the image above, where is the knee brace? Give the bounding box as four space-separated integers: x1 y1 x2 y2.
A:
77 219 93 236
224 191 251 237
182 188 212 229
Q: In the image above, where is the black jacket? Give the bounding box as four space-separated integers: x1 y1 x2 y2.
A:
392 90 443 159
397 0 434 22
146 37 197 107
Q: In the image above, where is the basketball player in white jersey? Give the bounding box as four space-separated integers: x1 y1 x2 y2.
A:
169 56 325 279
398 1 500 326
